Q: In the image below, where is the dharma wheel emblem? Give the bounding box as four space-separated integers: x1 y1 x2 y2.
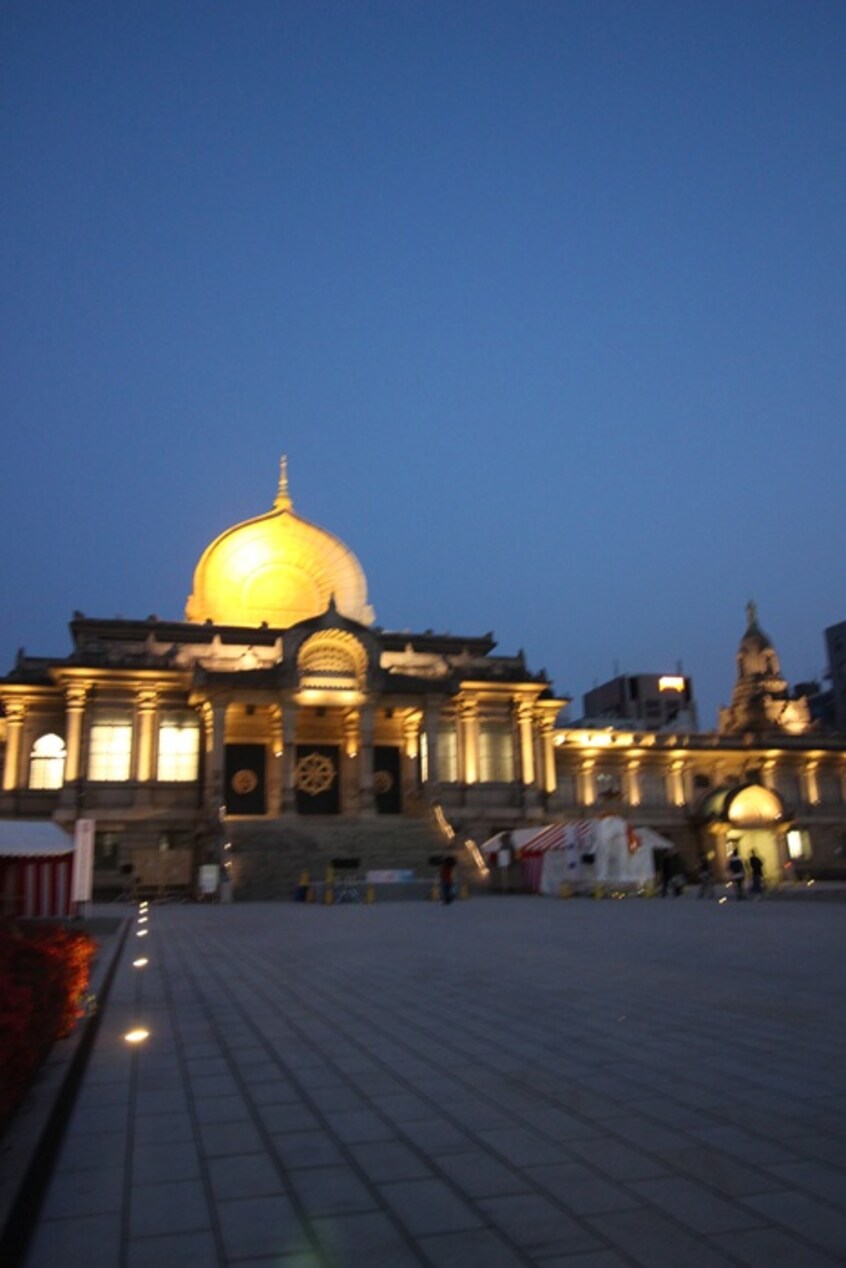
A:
373 769 394 795
294 752 336 796
231 769 258 795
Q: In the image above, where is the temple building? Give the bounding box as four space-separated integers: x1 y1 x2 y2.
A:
1 464 845 896
0 463 563 895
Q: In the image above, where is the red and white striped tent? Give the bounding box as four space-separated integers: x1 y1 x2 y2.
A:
0 821 75 918
517 822 595 893
483 819 667 893
482 823 580 892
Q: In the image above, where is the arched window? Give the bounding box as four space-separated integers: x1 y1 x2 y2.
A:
28 733 66 790
297 631 367 690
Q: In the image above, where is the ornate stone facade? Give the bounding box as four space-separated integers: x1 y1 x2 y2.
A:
1 476 845 892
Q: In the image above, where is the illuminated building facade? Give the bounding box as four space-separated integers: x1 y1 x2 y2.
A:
1 468 845 893
0 464 562 894
554 605 846 882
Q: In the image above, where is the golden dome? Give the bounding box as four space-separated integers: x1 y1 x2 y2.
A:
185 460 375 629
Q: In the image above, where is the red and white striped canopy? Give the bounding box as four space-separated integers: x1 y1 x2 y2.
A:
517 822 568 855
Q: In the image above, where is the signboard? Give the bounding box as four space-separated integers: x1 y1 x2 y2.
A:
71 818 95 903
198 864 221 896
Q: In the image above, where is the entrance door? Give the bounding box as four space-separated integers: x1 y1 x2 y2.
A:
224 744 266 815
295 745 341 815
734 829 782 887
374 746 402 814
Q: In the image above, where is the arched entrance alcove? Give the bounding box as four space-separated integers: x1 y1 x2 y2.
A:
696 782 788 882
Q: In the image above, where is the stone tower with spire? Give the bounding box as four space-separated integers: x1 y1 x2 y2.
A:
718 602 812 736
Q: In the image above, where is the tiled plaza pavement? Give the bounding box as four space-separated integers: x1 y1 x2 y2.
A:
21 893 846 1267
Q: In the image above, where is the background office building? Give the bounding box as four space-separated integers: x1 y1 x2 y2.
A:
582 673 698 732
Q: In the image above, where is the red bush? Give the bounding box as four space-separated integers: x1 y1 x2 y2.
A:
0 923 97 1129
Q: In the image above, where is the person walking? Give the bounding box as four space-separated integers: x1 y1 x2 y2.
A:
661 848 684 897
496 831 514 894
728 847 746 900
697 855 715 899
749 848 764 896
660 849 674 897
439 854 456 905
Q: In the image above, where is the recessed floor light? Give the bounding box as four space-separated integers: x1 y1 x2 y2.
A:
124 1028 149 1044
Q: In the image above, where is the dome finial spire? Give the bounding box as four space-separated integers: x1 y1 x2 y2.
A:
274 455 292 510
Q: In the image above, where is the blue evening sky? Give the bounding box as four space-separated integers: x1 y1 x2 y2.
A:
2 1 844 727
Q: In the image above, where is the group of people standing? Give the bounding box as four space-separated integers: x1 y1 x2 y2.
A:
663 846 766 900
726 846 765 899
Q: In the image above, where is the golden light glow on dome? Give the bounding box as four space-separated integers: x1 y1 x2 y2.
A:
185 459 375 629
727 785 784 828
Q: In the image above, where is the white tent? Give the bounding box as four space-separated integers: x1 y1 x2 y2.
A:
634 826 675 854
482 820 671 894
535 816 656 891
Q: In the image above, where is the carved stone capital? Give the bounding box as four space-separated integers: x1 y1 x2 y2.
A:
513 698 535 724
64 684 89 711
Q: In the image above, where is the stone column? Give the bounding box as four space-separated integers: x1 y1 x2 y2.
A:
134 687 158 782
423 700 440 785
515 700 535 787
268 705 284 815
625 758 641 808
458 698 479 784
342 708 360 813
761 759 777 792
538 716 556 794
281 706 298 811
668 759 686 808
578 757 596 807
200 700 227 808
801 760 819 807
402 710 422 802
2 700 26 791
359 704 376 812
63 685 88 785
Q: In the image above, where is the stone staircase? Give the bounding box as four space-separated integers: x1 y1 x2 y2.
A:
227 815 462 900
